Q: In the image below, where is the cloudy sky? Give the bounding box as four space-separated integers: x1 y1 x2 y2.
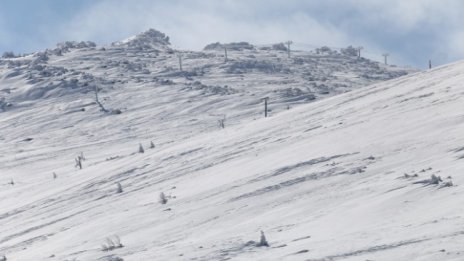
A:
1 0 463 68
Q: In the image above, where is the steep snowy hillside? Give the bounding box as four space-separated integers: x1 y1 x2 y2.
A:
4 30 464 261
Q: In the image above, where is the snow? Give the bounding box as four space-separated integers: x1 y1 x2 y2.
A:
2 29 463 260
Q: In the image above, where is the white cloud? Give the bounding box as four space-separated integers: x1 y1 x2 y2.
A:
448 31 464 58
339 0 464 32
54 0 353 51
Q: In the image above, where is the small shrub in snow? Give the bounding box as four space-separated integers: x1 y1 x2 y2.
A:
316 46 333 54
101 235 123 251
75 157 82 169
57 41 97 52
272 43 288 51
340 46 358 57
150 141 155 149
203 42 254 51
0 97 13 111
139 144 145 153
159 192 168 204
218 118 226 129
75 153 85 169
257 231 269 247
413 174 446 186
9 179 14 186
53 172 57 179
33 52 49 63
109 109 122 115
430 174 442 184
2 51 15 58
116 183 123 193
441 181 454 188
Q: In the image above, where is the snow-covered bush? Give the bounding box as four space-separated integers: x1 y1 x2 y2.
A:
272 43 288 51
2 51 15 58
184 81 237 96
218 118 226 129
52 48 62 56
116 182 123 193
0 97 12 111
430 174 442 184
413 174 449 186
204 42 255 51
159 192 168 204
316 46 334 55
203 42 223 50
74 153 85 170
101 236 123 251
441 180 453 187
227 60 284 74
279 88 316 102
341 46 358 57
109 109 122 115
57 41 97 50
106 257 124 261
403 173 418 178
32 52 49 63
257 231 269 247
52 41 96 55
243 230 273 248
75 156 82 169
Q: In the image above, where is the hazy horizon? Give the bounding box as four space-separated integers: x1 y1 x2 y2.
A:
1 0 463 69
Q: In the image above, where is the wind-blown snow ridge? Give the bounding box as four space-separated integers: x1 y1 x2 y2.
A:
3 30 464 260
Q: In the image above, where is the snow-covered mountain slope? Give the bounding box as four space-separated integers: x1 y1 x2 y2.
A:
3 30 463 261
0 29 413 117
